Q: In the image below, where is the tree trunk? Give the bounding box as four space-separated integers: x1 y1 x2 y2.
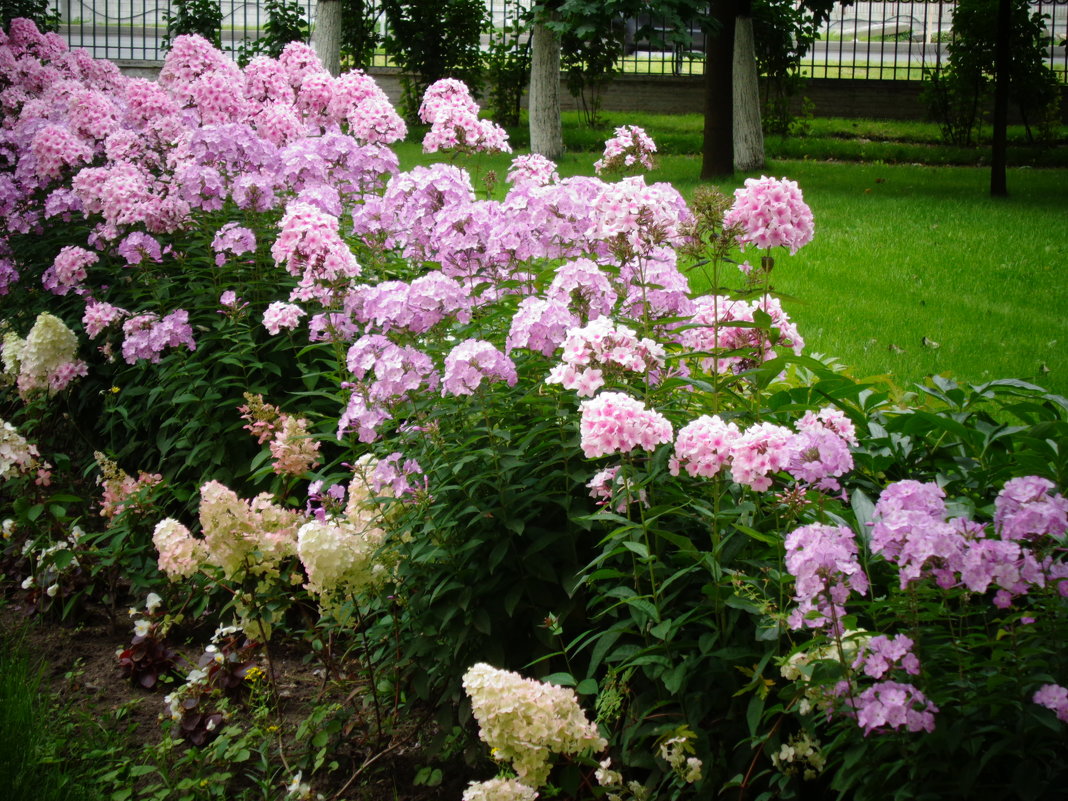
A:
990 0 1010 197
701 0 737 179
313 0 343 76
732 10 764 172
529 16 564 161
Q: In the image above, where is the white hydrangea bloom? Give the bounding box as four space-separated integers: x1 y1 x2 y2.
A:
462 663 607 788
461 778 539 801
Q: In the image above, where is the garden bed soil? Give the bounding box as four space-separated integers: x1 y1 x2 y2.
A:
0 604 468 800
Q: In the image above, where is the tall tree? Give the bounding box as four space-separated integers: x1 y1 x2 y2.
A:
701 0 735 177
733 0 764 172
313 0 343 75
529 10 564 160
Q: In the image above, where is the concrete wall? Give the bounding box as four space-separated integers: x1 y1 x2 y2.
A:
111 63 1067 125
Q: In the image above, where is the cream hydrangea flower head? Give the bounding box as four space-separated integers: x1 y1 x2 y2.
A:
462 663 607 788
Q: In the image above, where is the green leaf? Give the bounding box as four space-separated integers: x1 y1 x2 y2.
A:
543 671 576 687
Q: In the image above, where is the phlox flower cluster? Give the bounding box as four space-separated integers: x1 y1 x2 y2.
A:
462 662 607 788
117 231 164 265
587 465 648 513
1033 683 1068 722
2 312 88 396
545 317 666 398
211 222 257 266
870 478 1068 605
851 634 920 679
419 78 511 155
506 153 559 189
43 245 96 295
594 125 657 175
120 309 196 364
95 451 163 520
263 301 307 335
669 407 854 493
850 681 938 736
0 417 41 480
578 391 673 459
340 336 439 442
722 175 814 254
346 271 472 334
505 296 578 357
677 294 805 375
272 201 361 302
784 522 869 631
367 452 425 498
442 339 518 397
994 475 1068 542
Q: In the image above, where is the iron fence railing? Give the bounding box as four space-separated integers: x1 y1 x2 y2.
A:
47 0 1068 81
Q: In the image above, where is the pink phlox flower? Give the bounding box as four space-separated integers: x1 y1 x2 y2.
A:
588 175 693 255
263 301 307 335
30 122 92 180
784 522 869 631
578 391 673 459
120 309 196 364
852 634 921 680
546 317 665 398
995 475 1068 542
442 339 518 397
670 414 740 479
337 391 392 443
618 247 695 321
83 299 127 339
796 406 859 446
348 272 473 334
307 311 359 343
506 295 578 357
67 87 120 142
419 80 510 155
547 258 618 320
346 335 439 403
594 124 657 175
277 41 327 90
117 231 164 265
1034 683 1068 723
723 175 814 254
587 464 648 513
370 452 425 498
272 200 361 295
212 222 257 266
345 92 407 145
43 245 97 295
242 55 295 106
418 79 479 124
852 681 938 736
786 425 854 490
507 153 559 189
870 480 948 562
729 421 795 491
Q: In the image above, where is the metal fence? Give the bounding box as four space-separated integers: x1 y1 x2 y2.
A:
49 0 1068 81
